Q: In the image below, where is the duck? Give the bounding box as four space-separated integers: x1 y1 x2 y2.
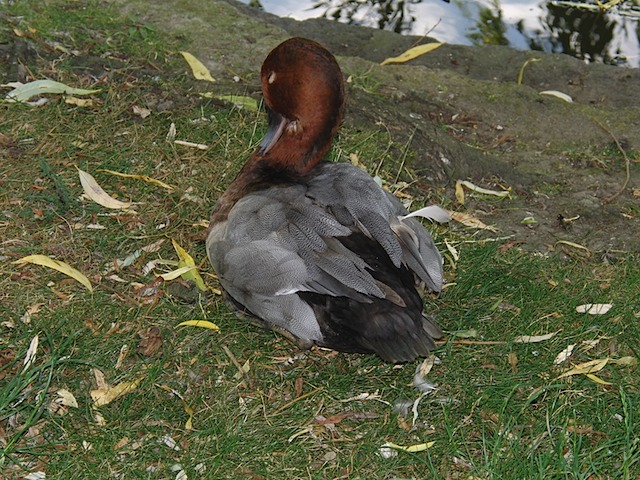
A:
206 37 444 362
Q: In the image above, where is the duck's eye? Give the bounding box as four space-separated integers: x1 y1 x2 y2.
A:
268 71 277 84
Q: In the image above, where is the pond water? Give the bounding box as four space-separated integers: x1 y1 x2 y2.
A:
241 0 640 67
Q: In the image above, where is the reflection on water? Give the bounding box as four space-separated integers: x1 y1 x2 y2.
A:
244 0 640 67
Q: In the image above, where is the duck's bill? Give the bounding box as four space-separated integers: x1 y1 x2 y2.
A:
259 108 289 156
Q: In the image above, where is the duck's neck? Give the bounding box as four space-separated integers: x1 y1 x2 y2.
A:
209 153 316 226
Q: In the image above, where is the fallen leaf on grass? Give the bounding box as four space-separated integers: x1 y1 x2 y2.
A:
20 302 45 324
554 344 575 364
56 388 79 408
99 169 174 191
381 441 435 453
13 254 93 292
159 265 196 281
172 239 207 291
91 377 143 407
610 356 637 366
132 105 151 118
455 180 465 204
176 320 220 331
205 94 258 111
507 352 518 372
138 326 162 356
380 42 443 65
174 139 209 150
22 335 39 372
585 373 612 385
158 434 181 451
576 303 612 315
556 240 591 256
450 211 499 232
557 358 609 379
4 79 100 103
65 96 95 107
457 180 511 198
180 51 215 82
115 344 130 369
77 168 134 211
514 331 558 343
92 368 109 390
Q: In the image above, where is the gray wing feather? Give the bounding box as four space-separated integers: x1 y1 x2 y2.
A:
207 162 443 343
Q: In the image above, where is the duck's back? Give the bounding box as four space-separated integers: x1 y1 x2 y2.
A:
207 162 443 362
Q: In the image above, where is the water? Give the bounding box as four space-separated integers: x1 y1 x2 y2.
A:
243 0 640 67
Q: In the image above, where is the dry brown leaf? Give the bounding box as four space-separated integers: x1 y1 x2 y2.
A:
92 368 109 390
450 211 499 232
507 352 518 372
138 326 162 356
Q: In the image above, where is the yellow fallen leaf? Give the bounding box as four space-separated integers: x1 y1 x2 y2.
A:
610 356 637 366
172 239 207 291
383 441 435 452
208 94 258 111
13 254 93 292
98 169 174 190
180 51 215 82
557 358 609 379
176 320 220 331
556 240 591 256
455 180 465 204
585 373 612 385
514 331 558 343
91 377 143 408
77 167 134 211
380 42 443 65
458 180 511 198
450 211 499 232
65 96 95 107
158 265 195 281
517 57 541 85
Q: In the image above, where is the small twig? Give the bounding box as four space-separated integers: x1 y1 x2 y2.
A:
592 118 631 203
222 344 253 389
270 386 323 416
436 339 508 345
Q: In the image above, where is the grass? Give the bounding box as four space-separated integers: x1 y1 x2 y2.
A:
1 1 639 479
